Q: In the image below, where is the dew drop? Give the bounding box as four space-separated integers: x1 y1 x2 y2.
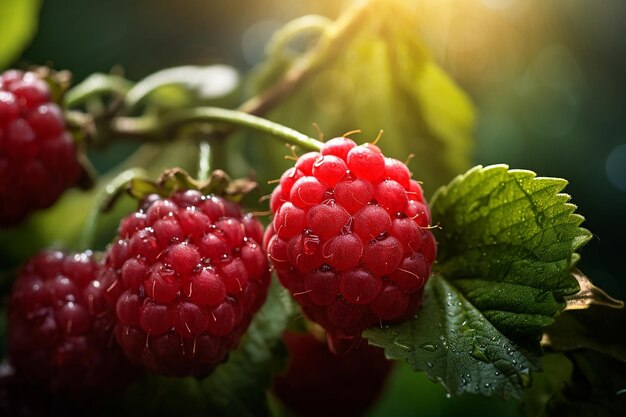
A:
470 343 489 363
419 342 437 352
393 337 413 352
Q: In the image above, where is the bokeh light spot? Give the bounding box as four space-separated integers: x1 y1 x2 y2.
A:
606 144 626 191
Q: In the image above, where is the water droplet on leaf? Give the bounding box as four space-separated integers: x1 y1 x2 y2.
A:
419 342 437 352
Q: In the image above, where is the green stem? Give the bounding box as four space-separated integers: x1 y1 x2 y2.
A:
64 73 133 108
111 107 323 151
77 168 147 251
238 0 374 116
197 141 211 182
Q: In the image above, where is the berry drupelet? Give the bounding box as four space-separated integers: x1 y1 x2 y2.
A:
102 190 271 377
265 137 436 352
0 70 81 226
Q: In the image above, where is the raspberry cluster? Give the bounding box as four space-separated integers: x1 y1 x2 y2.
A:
266 137 436 348
7 250 130 393
101 190 271 376
0 70 81 226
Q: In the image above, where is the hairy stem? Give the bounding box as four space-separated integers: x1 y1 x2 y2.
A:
238 0 374 116
111 107 323 151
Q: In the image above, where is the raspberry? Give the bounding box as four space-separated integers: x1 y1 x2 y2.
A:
7 250 131 394
266 137 436 351
272 331 392 417
103 190 271 376
0 70 81 226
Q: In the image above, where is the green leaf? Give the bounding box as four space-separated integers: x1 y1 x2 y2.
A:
246 0 474 196
121 279 295 416
543 351 626 417
125 65 240 112
0 0 41 69
542 307 626 363
364 164 594 399
364 276 539 400
521 353 573 417
430 165 592 341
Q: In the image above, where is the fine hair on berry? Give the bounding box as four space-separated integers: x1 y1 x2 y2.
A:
266 136 436 352
103 190 271 376
7 250 132 395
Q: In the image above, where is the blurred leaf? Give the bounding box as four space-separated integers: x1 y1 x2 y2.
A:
121 279 295 416
521 354 573 417
247 0 475 197
125 65 240 112
0 308 5 362
198 279 295 416
430 165 592 341
368 361 522 417
0 0 41 69
365 277 539 400
542 307 626 363
544 351 626 417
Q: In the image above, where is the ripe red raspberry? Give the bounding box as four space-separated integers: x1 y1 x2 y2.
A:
266 137 436 350
102 190 271 377
0 70 81 226
273 331 392 417
7 250 131 394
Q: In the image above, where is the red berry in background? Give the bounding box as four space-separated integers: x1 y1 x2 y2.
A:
0 70 82 226
103 190 271 377
266 137 436 351
273 331 392 417
7 250 132 394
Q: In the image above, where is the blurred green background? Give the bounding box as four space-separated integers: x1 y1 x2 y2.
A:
4 0 626 415
17 0 623 298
